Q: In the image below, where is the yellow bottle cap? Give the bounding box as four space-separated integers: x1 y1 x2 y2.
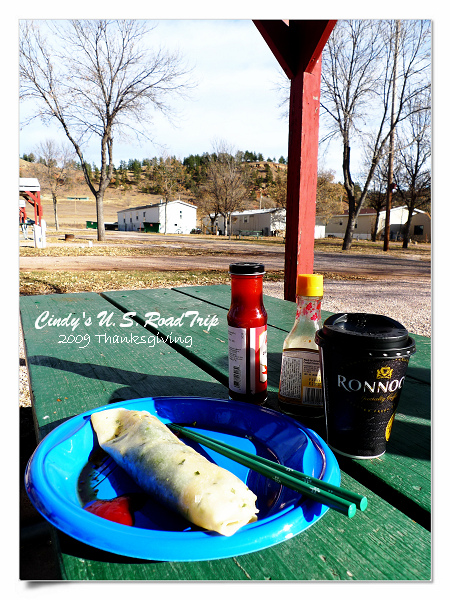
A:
296 274 323 297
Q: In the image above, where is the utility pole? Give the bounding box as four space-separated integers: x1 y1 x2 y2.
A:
384 20 400 251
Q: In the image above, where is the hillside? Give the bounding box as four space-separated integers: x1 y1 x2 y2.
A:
19 158 283 230
19 159 175 229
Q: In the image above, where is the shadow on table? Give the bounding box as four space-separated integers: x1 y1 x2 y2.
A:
27 354 229 436
406 365 431 385
58 531 160 566
20 407 63 580
387 418 431 459
395 376 431 422
27 355 228 394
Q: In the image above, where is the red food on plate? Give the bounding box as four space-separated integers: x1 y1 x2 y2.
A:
84 495 135 526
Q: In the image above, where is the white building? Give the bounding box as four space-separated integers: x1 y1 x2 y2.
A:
326 206 431 242
203 207 326 238
202 208 283 236
117 200 197 234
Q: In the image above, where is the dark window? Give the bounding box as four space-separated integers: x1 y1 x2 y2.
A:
414 225 424 235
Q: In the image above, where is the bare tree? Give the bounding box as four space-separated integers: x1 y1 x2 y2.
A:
265 169 287 209
266 167 344 225
315 170 346 224
394 93 431 247
383 19 401 251
365 154 403 242
20 19 193 241
320 19 431 250
200 142 250 238
197 193 221 235
367 157 390 242
34 139 75 230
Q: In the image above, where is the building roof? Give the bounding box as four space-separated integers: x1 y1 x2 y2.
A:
233 207 283 216
19 178 40 192
117 200 197 214
208 207 284 218
343 208 377 215
336 205 417 218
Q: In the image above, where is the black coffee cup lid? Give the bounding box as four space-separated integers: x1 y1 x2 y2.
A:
317 313 411 350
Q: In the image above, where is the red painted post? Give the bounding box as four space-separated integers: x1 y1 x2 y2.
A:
22 190 43 227
284 57 322 300
36 191 42 226
253 20 336 301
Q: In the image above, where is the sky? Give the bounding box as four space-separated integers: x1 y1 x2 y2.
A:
18 18 347 180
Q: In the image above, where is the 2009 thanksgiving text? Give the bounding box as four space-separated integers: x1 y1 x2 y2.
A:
34 310 220 349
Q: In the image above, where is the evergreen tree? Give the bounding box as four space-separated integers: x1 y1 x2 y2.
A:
264 163 274 184
243 150 257 162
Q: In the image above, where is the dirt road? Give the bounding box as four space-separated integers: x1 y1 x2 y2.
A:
20 247 430 280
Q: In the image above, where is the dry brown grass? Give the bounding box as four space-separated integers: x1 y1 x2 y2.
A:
19 269 370 296
314 237 431 257
19 244 244 258
19 270 232 296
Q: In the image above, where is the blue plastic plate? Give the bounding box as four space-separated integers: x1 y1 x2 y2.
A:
25 397 340 562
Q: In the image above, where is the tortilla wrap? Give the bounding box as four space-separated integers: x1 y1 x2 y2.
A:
90 408 258 536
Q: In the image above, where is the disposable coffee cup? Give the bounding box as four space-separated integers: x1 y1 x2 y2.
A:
315 313 416 459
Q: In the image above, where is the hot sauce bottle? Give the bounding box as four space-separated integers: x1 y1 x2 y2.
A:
278 274 324 419
227 263 267 405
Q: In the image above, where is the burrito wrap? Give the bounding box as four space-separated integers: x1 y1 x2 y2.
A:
90 408 258 536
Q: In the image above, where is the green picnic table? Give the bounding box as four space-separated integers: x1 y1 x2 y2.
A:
20 284 431 580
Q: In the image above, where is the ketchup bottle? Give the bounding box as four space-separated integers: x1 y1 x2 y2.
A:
227 263 267 405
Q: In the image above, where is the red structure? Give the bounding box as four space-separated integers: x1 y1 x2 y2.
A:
19 178 43 227
19 205 27 224
253 20 337 301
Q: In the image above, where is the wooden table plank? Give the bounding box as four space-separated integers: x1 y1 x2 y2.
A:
173 284 431 384
55 471 430 581
20 292 228 439
101 287 284 408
